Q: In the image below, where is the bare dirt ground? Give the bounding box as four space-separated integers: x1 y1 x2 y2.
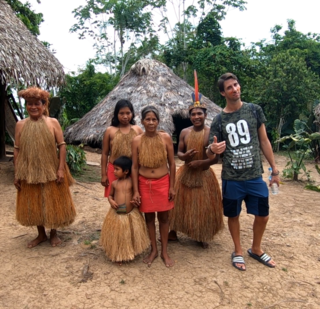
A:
0 148 320 309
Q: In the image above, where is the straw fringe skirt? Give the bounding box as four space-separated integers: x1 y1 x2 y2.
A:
169 166 224 242
100 208 150 262
16 177 76 229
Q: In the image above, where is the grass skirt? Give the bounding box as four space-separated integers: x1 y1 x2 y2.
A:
169 166 224 242
16 176 76 229
100 207 150 262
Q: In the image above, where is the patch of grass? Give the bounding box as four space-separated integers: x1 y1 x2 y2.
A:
73 165 101 183
247 303 252 307
282 267 288 272
223 281 229 287
84 240 91 245
120 279 125 284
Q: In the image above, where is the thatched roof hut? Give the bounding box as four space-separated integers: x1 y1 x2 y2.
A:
0 0 65 86
0 0 65 159
64 59 222 148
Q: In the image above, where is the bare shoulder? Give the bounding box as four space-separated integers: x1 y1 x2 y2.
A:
132 134 142 143
106 125 118 134
159 131 173 143
111 179 118 188
16 118 27 127
15 118 26 132
104 125 118 138
47 117 60 125
132 125 143 134
181 126 192 136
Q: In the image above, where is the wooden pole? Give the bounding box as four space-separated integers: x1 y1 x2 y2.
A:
0 82 6 160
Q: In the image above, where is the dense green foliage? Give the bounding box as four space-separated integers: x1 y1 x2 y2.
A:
59 63 119 120
277 119 320 180
66 144 87 175
9 1 320 156
7 0 43 35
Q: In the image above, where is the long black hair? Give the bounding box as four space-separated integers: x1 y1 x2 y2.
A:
111 99 136 127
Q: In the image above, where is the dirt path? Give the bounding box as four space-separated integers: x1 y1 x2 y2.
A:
0 151 319 309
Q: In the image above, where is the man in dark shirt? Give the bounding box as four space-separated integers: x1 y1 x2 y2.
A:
206 73 279 271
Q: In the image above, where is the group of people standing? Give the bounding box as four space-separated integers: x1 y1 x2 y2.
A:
14 72 279 271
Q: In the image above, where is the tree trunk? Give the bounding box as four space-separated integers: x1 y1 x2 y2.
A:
275 116 284 152
0 82 6 160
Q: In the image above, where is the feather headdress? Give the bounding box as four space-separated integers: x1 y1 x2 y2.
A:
189 70 207 111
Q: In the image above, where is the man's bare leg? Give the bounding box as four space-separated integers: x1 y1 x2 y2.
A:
27 226 48 248
228 216 245 270
50 229 62 247
143 213 158 266
251 215 276 267
158 211 174 267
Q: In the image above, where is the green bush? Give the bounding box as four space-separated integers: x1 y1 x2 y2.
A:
66 144 86 175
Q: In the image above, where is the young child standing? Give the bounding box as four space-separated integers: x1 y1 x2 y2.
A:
100 156 150 263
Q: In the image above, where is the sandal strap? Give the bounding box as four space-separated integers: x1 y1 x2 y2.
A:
260 253 271 263
232 256 245 264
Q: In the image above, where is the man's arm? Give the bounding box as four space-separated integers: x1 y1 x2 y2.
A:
258 123 280 185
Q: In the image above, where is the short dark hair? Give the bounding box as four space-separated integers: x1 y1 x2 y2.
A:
113 156 132 176
141 105 160 121
218 73 239 92
111 99 136 127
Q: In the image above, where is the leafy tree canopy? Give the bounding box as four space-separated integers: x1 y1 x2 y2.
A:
7 0 43 36
59 62 119 120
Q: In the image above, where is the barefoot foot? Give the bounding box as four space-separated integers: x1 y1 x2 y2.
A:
143 251 158 267
50 230 62 247
27 235 48 248
161 254 175 267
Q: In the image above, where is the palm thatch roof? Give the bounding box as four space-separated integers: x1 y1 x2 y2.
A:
64 59 222 148
0 0 65 86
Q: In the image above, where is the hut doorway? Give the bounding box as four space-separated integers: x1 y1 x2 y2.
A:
172 114 192 153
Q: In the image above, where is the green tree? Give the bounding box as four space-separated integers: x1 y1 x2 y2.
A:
59 63 118 120
7 0 43 36
251 51 320 147
71 0 162 76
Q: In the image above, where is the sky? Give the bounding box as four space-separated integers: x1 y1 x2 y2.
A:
24 0 320 74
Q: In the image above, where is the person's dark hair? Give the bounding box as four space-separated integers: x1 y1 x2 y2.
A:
141 105 160 121
217 73 239 92
188 107 207 116
111 99 136 127
113 156 132 176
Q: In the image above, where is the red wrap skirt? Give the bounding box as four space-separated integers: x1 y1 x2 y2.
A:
104 163 117 197
138 174 174 213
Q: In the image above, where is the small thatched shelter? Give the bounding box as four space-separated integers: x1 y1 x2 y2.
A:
0 0 65 160
64 59 222 148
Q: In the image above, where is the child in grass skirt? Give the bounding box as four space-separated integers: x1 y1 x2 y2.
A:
100 156 149 263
